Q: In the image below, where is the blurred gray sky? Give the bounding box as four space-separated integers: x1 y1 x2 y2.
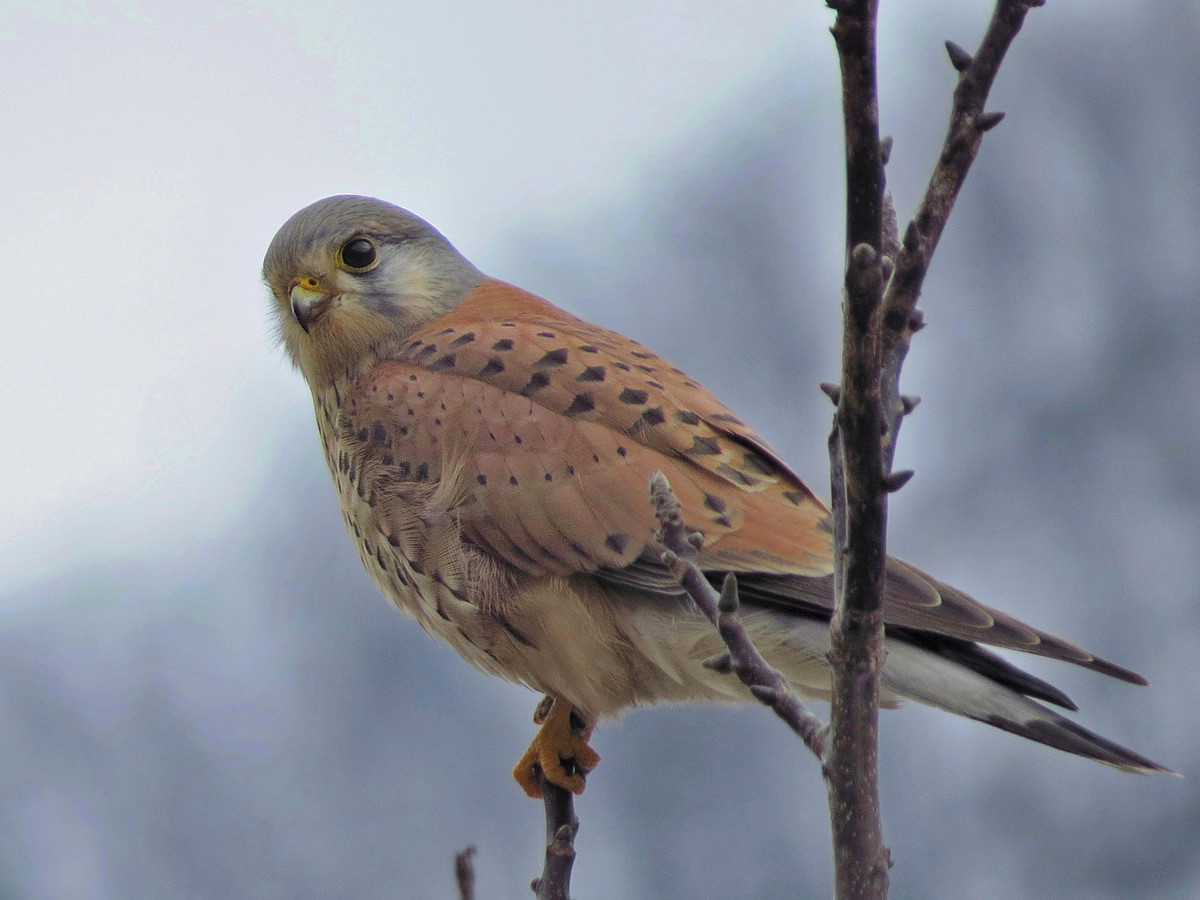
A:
2 1 1198 898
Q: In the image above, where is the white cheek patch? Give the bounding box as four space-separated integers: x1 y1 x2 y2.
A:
389 244 433 297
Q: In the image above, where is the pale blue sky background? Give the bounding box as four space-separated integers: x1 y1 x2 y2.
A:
2 2 1198 898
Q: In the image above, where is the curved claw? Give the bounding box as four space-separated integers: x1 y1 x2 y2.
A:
513 696 601 799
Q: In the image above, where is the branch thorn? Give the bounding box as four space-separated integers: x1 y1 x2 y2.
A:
702 652 734 673
976 110 1006 132
718 573 740 614
881 469 915 493
900 394 921 415
945 40 973 72
820 381 843 405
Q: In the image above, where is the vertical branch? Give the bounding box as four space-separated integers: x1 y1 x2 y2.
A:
833 0 885 255
531 772 579 900
822 3 1043 897
826 1 892 898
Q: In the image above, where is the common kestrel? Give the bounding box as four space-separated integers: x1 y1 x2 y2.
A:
263 195 1170 797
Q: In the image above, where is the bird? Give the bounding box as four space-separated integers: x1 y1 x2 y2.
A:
263 194 1171 797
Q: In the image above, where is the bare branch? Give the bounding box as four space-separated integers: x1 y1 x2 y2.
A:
823 2 1043 897
881 0 1046 466
828 0 892 895
649 472 828 759
531 770 579 900
455 846 477 900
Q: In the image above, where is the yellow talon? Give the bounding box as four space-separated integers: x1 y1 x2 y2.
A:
513 696 601 799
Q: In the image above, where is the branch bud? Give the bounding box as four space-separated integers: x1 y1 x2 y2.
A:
902 220 922 254
976 110 1006 132
820 381 843 405
702 652 734 674
945 40 973 72
718 573 741 614
851 242 877 267
882 469 915 492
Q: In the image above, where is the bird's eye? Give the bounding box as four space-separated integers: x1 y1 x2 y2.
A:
340 238 378 271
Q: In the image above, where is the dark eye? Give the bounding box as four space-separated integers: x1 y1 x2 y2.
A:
340 238 377 271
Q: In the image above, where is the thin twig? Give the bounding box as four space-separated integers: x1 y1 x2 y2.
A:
455 846 477 900
531 769 578 900
649 472 827 760
880 0 1045 465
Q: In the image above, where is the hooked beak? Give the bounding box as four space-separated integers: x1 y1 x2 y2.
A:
289 278 334 333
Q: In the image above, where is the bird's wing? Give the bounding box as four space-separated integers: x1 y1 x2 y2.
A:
338 315 829 578
358 278 836 578
338 278 1146 684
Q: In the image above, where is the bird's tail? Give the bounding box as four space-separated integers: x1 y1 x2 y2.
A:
880 639 1177 775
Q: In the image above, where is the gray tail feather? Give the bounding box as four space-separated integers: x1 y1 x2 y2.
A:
975 710 1177 775
881 640 1178 775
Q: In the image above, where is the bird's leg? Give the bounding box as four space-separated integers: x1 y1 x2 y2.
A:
513 694 600 799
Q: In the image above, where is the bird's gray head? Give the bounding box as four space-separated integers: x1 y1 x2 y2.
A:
263 195 484 388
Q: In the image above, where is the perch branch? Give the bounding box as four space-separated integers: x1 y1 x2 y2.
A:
828 0 892 896
649 472 827 760
531 769 579 900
